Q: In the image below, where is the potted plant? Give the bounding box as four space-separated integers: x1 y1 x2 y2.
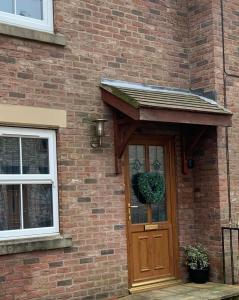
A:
184 244 209 284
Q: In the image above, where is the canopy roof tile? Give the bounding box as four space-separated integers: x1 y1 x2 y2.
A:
100 79 232 127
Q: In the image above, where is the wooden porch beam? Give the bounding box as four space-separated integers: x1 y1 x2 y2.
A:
101 89 139 120
140 108 232 127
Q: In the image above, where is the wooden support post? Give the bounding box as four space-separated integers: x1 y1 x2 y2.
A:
113 111 139 174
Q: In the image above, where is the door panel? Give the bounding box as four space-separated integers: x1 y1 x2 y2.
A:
126 136 178 286
139 236 150 272
132 233 152 281
152 230 170 275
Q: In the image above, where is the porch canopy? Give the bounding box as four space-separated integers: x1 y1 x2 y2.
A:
100 79 232 173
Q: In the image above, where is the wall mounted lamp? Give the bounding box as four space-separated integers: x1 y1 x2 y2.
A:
90 118 107 148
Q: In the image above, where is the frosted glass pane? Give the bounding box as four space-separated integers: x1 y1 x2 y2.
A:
0 1 14 13
16 0 43 20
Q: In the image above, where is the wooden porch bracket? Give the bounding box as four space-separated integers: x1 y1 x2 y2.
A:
113 111 140 174
181 126 208 175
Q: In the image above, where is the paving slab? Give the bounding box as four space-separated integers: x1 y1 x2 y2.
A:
120 283 239 300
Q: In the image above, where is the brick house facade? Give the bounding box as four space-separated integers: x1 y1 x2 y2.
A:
0 0 238 299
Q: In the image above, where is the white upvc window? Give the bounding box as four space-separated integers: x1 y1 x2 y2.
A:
0 0 53 33
0 127 59 240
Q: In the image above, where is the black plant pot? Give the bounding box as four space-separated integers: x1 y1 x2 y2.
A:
188 267 209 284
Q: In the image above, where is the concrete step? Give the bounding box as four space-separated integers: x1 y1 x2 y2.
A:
121 282 239 300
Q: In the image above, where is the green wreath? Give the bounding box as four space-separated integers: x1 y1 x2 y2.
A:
133 172 165 204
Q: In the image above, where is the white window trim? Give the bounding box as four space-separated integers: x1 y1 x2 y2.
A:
0 127 59 240
0 0 53 33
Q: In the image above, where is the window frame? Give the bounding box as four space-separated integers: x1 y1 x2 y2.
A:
0 127 59 240
0 0 53 33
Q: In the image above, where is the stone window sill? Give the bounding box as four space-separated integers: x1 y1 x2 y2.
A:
0 234 72 255
0 23 66 46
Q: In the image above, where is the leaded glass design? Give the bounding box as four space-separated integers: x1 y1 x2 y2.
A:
149 146 167 222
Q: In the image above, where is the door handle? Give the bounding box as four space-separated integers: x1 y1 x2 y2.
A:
129 205 138 208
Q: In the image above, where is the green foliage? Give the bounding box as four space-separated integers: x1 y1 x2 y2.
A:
184 244 209 270
136 172 165 204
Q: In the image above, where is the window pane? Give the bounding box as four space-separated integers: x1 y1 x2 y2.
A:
16 0 43 20
0 137 20 174
0 0 14 14
22 138 49 174
0 185 21 230
23 184 53 228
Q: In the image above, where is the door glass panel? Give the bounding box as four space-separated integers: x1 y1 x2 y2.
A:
0 185 21 230
149 146 167 222
129 145 147 224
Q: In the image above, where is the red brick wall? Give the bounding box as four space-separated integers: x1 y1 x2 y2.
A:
192 127 222 281
1 0 239 297
188 0 216 96
214 0 239 225
188 0 239 283
212 0 239 283
186 0 223 282
0 1 194 299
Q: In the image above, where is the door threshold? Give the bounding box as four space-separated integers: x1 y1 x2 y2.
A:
129 277 181 294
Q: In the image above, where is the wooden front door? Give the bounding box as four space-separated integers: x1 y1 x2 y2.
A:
125 135 178 287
